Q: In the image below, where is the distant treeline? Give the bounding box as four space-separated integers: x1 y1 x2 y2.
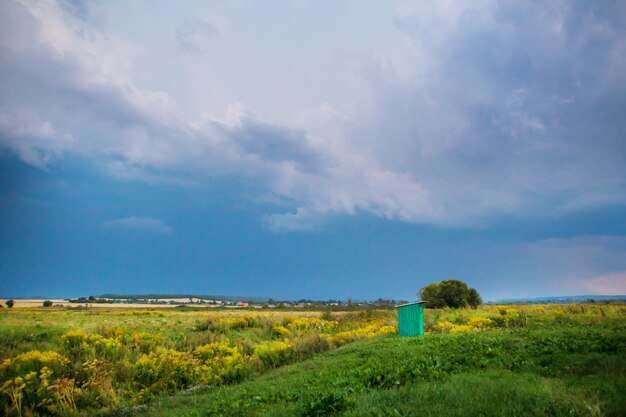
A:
97 294 271 303
491 295 626 304
67 294 405 306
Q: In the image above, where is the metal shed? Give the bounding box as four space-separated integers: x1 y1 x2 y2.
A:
396 301 426 337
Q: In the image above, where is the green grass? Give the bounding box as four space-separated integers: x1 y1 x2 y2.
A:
127 322 626 417
2 305 625 416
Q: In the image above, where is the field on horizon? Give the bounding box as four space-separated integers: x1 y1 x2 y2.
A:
1 304 625 416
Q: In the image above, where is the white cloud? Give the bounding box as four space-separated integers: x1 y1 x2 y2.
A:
1 0 625 231
263 208 324 233
103 217 172 234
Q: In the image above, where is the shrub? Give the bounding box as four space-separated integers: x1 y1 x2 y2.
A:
133 348 200 396
43 300 53 308
226 316 256 330
0 351 72 416
194 340 239 362
293 332 330 359
271 324 291 337
61 330 91 360
434 321 473 334
89 334 122 359
1 350 70 377
418 280 482 308
131 332 161 354
467 317 493 329
254 341 292 369
193 340 250 385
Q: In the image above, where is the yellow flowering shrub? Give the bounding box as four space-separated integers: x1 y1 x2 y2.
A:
434 321 474 334
131 332 161 353
289 317 337 332
133 348 200 395
271 324 291 337
254 341 292 369
449 324 473 334
328 330 359 346
377 325 397 335
97 326 128 342
89 334 122 359
435 321 456 333
467 317 493 329
225 315 256 330
289 317 321 330
193 340 240 362
0 351 74 417
212 350 248 384
61 329 89 350
61 329 92 360
2 350 69 377
193 340 250 384
498 306 515 316
328 320 396 346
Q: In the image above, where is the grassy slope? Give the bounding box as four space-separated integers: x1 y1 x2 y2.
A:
130 321 626 417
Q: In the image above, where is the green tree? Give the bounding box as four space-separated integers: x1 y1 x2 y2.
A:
438 280 470 308
6 299 15 308
418 280 482 309
43 300 53 307
419 283 444 308
468 288 482 308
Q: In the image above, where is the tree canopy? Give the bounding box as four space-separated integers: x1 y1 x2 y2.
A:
418 280 482 309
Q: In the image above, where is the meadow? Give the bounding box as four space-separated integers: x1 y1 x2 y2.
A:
1 304 625 416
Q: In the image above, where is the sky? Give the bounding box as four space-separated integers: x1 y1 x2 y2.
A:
1 0 625 301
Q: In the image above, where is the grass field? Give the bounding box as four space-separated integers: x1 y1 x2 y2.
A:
1 304 625 416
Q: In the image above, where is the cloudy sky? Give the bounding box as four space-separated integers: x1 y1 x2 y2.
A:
1 0 625 301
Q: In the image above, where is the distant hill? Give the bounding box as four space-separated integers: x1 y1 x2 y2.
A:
97 294 271 303
492 295 626 304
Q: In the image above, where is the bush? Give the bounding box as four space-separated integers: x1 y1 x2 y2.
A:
133 349 201 396
0 350 73 416
293 332 330 359
254 341 292 369
193 340 250 385
271 324 291 337
43 300 53 307
1 350 70 378
419 280 482 309
61 329 91 360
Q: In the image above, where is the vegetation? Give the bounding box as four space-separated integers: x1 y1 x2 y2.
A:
43 301 53 308
419 280 482 308
6 300 14 309
0 308 394 416
0 303 624 416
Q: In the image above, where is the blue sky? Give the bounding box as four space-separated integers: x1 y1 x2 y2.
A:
1 0 625 301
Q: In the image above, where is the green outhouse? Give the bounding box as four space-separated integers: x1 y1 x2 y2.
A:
396 301 426 337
